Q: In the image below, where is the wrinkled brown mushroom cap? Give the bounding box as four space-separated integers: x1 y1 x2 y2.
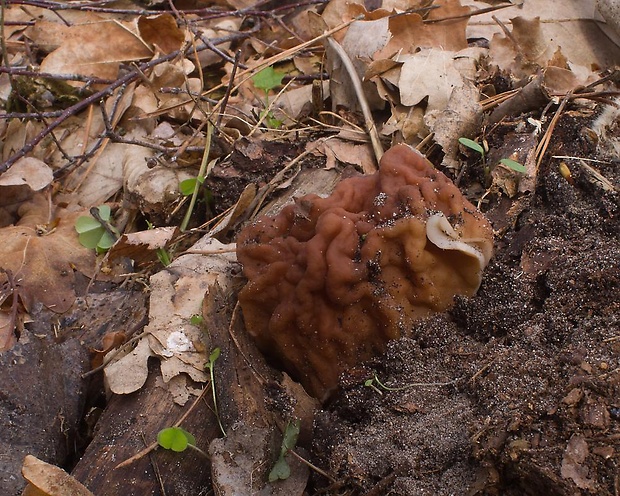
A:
237 144 493 400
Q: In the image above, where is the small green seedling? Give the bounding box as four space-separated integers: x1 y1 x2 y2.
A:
190 314 204 326
75 205 119 253
268 420 300 482
157 426 196 452
252 66 286 128
458 137 485 157
179 176 205 197
157 426 208 458
459 136 487 175
364 373 406 394
364 372 460 394
180 123 213 232
499 157 527 173
459 137 526 176
205 347 226 436
145 220 172 266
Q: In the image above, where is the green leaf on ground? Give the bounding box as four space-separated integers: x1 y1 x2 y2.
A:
500 158 527 173
458 137 484 156
252 66 285 93
157 427 196 452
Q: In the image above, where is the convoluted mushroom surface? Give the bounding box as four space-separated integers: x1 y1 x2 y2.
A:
237 145 494 400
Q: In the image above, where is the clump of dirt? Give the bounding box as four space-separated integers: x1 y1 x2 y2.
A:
312 112 620 495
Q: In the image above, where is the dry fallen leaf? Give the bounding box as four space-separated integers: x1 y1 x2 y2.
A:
398 48 478 111
27 15 152 84
0 194 95 314
104 237 236 404
108 226 178 264
137 13 185 54
22 455 95 496
0 157 53 191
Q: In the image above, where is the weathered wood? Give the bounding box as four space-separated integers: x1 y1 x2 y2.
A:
71 359 220 495
204 282 317 496
0 331 88 496
70 166 333 495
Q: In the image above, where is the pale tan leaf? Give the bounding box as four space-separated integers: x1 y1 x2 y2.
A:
108 226 178 264
398 49 472 111
104 337 154 394
0 157 53 191
469 0 620 74
22 455 95 496
104 238 235 401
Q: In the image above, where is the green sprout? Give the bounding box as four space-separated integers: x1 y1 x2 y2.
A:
458 137 485 157
75 205 119 253
499 157 527 173
459 137 526 177
179 176 205 197
268 420 300 482
157 426 208 458
190 314 204 326
459 136 487 176
252 66 286 128
205 347 226 436
145 220 172 266
180 123 213 232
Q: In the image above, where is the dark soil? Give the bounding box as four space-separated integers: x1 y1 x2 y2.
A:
310 111 620 495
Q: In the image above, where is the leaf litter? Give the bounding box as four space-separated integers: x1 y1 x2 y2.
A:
0 0 619 494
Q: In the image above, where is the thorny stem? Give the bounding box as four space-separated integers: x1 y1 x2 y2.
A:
0 31 249 174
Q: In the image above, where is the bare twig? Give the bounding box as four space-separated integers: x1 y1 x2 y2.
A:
115 385 211 469
0 31 249 173
216 50 242 129
0 67 115 84
326 37 383 167
535 93 570 169
288 448 337 483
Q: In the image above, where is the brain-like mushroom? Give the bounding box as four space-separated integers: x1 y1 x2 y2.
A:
236 144 494 400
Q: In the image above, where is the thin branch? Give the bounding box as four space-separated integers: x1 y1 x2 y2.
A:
216 50 242 130
0 31 249 174
0 67 116 84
